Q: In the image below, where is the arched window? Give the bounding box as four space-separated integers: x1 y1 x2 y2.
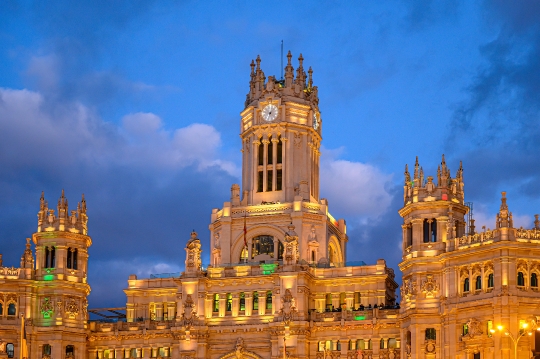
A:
226 293 232 311
311 250 316 263
253 292 259 311
50 246 56 268
252 235 274 259
7 303 16 316
531 273 538 288
488 273 494 288
0 303 3 315
66 345 74 358
266 291 272 310
463 278 470 292
67 247 72 269
380 338 385 349
73 248 78 270
423 219 430 243
258 142 264 166
45 246 50 268
239 292 245 311
213 294 219 312
277 136 282 164
517 272 525 286
475 276 482 290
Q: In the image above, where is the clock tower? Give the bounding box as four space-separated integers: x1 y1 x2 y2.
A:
240 51 321 205
209 52 347 268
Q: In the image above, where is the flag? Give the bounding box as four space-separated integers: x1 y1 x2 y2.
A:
20 315 28 359
243 212 248 248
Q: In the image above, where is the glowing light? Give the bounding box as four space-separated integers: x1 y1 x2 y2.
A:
497 325 504 331
260 263 277 275
43 274 54 281
354 315 366 320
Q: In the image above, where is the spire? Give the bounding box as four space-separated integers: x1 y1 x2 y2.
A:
437 165 442 187
284 50 294 88
419 167 424 186
497 191 511 228
255 55 261 71
20 238 34 268
295 53 306 87
404 164 411 184
535 214 539 229
250 59 255 75
413 156 419 180
307 66 313 89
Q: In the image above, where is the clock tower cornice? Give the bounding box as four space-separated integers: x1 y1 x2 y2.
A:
240 122 322 143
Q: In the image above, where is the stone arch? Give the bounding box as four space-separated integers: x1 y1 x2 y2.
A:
327 235 343 265
231 224 287 263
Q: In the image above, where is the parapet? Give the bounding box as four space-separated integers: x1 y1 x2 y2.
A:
36 190 88 235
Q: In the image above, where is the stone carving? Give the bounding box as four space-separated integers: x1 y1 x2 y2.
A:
400 277 416 302
82 299 88 319
0 341 6 354
463 318 483 339
65 298 79 318
279 289 297 324
180 294 197 328
424 340 436 354
420 274 439 298
293 133 302 149
185 231 202 273
284 224 299 265
41 297 54 317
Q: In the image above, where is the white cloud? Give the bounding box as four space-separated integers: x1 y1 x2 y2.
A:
0 88 238 176
320 155 393 222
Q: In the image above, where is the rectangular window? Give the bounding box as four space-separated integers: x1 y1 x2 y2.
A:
257 171 263 192
226 293 232 312
240 292 245 311
473 353 480 359
258 144 263 166
425 328 436 340
277 140 282 164
267 141 273 164
253 292 259 311
266 170 273 191
213 294 219 312
487 320 493 338
276 169 282 191
463 324 469 336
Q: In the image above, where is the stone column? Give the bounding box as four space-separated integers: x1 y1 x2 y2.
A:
272 138 279 191
258 291 266 316
262 139 269 192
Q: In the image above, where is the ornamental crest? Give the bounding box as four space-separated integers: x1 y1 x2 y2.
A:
463 318 483 339
180 294 197 328
41 297 54 317
400 278 416 302
65 298 79 318
279 289 297 324
420 274 439 298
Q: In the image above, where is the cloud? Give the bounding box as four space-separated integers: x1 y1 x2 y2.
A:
320 156 394 223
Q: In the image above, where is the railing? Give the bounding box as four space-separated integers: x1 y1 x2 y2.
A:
149 272 181 279
457 230 496 247
516 228 540 240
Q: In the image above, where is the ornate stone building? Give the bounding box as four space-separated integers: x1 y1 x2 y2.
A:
0 53 539 359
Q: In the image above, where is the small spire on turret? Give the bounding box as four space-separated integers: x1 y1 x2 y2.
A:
250 59 255 75
404 164 411 184
534 214 539 229
81 193 87 213
437 165 442 187
419 167 424 186
413 156 419 180
256 55 261 71
308 66 313 89
497 191 511 228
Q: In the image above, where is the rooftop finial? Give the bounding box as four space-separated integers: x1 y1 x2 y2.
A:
256 55 261 70
413 156 419 180
535 214 539 229
404 164 411 184
308 66 313 88
250 59 255 74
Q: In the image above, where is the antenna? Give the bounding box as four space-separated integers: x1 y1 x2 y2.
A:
281 40 283 80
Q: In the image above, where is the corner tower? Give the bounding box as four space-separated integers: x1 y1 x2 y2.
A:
210 52 347 268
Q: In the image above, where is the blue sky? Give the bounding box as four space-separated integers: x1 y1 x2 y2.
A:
1 1 540 308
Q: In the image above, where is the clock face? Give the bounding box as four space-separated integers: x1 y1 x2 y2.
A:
262 104 278 122
313 113 319 130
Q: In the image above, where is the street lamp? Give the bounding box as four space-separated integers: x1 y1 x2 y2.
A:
490 321 540 359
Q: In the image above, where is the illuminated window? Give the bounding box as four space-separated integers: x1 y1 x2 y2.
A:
463 324 469 336
463 278 470 292
340 293 346 307
7 303 16 316
277 241 284 260
356 339 365 350
253 292 259 311
354 292 361 308
226 293 232 312
488 273 494 288
325 341 332 350
532 273 538 287
318 342 325 352
425 328 436 340
251 235 274 259
388 338 397 349
325 293 332 311
475 276 482 290
517 272 525 286
239 292 245 311
266 291 272 310
213 294 219 312
337 340 341 351
487 320 493 337
380 338 385 349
